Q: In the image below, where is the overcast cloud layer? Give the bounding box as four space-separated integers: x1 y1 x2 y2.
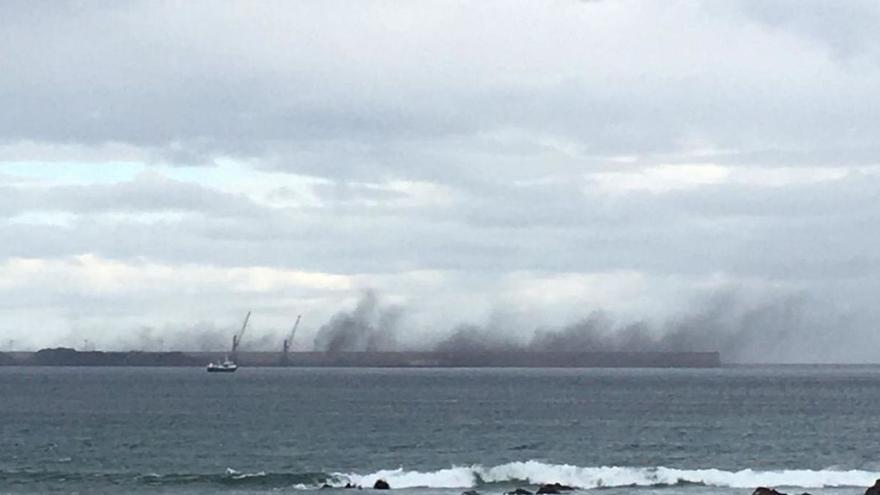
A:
1 0 879 362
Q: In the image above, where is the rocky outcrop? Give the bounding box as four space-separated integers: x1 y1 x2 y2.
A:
536 483 575 494
752 488 786 495
865 479 880 495
373 480 390 490
461 491 479 495
506 489 533 495
751 488 811 495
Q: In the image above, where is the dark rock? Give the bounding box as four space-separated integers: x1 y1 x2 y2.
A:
537 483 575 494
506 489 533 495
344 483 357 489
752 488 786 495
320 484 333 489
373 480 390 490
866 479 880 495
461 491 480 495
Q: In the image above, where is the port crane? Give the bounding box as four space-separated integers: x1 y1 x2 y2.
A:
282 314 302 364
283 314 302 355
231 310 251 360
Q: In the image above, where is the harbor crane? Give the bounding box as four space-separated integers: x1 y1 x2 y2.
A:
231 311 251 360
282 314 302 364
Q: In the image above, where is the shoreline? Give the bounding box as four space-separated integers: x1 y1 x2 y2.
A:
0 349 721 368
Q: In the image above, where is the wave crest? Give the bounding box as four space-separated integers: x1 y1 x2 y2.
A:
4 462 877 490
337 461 880 489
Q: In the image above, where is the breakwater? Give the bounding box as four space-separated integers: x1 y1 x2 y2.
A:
0 349 721 367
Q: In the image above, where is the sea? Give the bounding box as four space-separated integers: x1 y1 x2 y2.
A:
1 366 879 495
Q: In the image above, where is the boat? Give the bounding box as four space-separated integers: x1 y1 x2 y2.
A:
206 356 238 373
206 311 251 373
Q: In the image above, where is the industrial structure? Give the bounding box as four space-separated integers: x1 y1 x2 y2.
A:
1 311 723 368
230 311 251 362
5 349 721 368
281 314 302 365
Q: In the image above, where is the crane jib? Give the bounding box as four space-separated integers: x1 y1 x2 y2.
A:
232 311 251 354
284 314 302 354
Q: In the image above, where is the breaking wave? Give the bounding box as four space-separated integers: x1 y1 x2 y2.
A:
337 461 880 489
2 462 878 490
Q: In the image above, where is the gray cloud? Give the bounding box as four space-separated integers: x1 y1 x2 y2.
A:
725 1 880 61
2 169 879 281
2 1 880 177
0 172 265 218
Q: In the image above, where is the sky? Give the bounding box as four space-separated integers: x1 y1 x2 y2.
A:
1 0 880 362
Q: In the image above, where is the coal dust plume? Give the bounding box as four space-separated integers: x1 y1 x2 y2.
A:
308 290 862 364
312 291 402 352
5 290 865 365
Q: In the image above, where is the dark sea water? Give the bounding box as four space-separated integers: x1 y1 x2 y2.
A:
2 366 879 495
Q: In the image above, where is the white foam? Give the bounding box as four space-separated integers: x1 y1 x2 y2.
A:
232 471 267 480
342 467 478 489
335 461 880 489
224 467 267 480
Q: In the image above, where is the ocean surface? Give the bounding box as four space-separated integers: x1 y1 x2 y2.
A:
1 366 879 495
